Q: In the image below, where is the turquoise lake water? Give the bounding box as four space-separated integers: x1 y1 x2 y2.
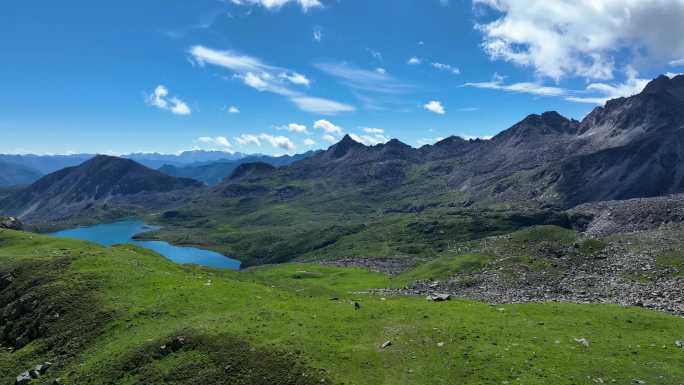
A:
48 220 241 270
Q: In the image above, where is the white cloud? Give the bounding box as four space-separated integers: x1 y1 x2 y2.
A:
314 62 410 109
145 85 191 116
458 134 493 140
280 72 311 86
565 67 650 104
190 46 270 73
349 133 389 146
475 0 684 81
376 67 386 74
417 137 446 146
190 46 353 114
362 127 384 134
290 96 355 114
431 62 460 75
669 58 684 67
303 138 316 146
259 133 296 151
424 100 445 115
235 134 261 146
227 105 240 114
230 0 322 12
313 119 343 135
197 136 232 148
313 28 323 42
463 73 566 97
314 62 409 94
407 57 422 65
322 134 337 143
277 123 309 134
666 72 684 78
466 69 652 105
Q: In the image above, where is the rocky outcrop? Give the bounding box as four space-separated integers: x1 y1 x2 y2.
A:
0 217 22 230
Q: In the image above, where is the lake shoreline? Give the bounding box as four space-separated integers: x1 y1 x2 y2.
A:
48 219 241 270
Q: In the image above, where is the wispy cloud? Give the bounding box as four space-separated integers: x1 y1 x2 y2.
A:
313 27 323 42
670 58 684 67
227 105 240 114
197 136 232 148
315 62 409 94
464 69 651 105
314 62 411 109
362 127 384 134
463 74 565 97
276 123 309 134
431 62 460 75
565 67 649 105
230 0 322 12
190 46 354 114
407 57 422 65
367 48 383 61
290 96 355 114
145 85 191 116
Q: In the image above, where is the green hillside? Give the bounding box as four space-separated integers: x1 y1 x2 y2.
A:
1 229 682 384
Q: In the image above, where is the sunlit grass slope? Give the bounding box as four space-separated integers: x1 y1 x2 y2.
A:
0 230 682 385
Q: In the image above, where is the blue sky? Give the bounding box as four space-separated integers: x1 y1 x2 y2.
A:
3 0 684 155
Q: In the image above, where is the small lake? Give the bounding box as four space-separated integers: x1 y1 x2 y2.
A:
48 220 241 270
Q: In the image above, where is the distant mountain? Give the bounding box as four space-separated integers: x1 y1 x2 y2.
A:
159 151 319 186
125 150 247 169
0 160 43 187
0 154 93 174
0 155 202 225
0 150 245 175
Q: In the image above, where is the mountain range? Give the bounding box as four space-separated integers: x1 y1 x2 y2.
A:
0 160 43 187
2 74 684 263
158 151 319 186
0 150 244 177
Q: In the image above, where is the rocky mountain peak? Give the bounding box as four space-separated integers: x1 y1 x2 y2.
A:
494 111 579 146
326 134 366 159
641 74 684 101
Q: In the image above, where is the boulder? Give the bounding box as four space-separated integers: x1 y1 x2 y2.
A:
427 293 451 302
0 217 23 231
15 371 31 385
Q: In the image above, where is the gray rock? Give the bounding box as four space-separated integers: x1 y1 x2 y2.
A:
15 371 31 385
0 217 22 231
380 340 392 349
427 293 451 302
